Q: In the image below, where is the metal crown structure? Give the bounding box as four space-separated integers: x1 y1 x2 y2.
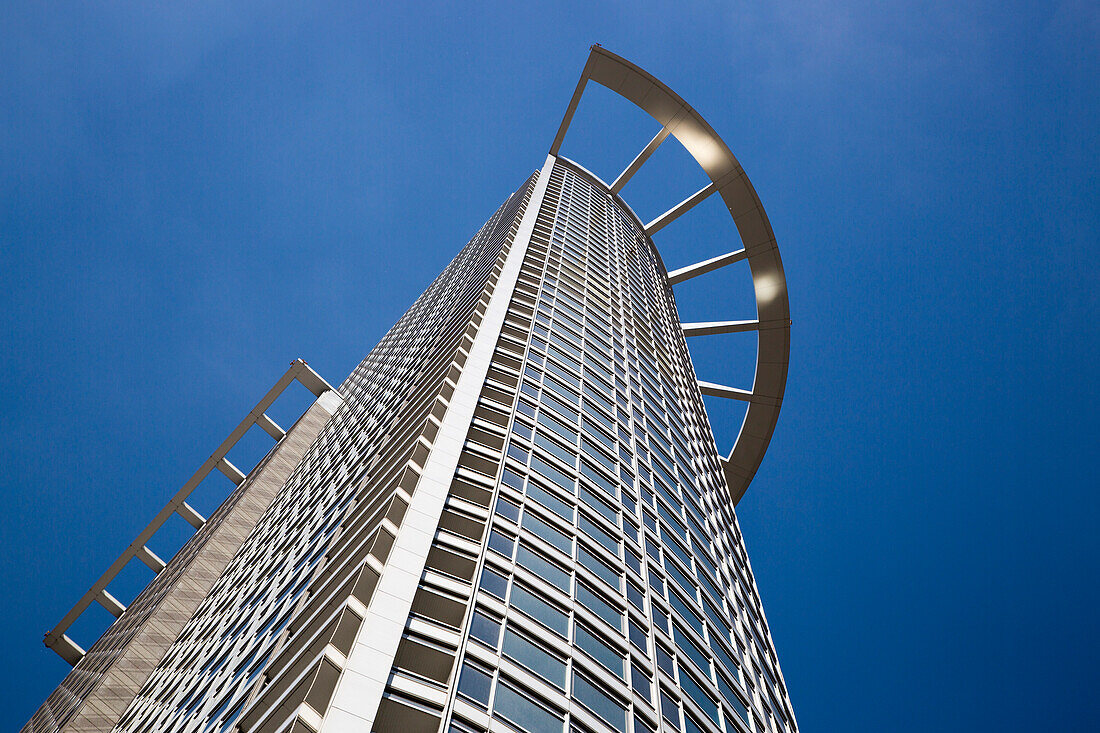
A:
550 46 791 505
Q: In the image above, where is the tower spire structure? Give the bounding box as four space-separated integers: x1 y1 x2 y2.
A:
24 47 796 733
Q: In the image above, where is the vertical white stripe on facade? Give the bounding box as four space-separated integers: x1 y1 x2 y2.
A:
320 156 558 732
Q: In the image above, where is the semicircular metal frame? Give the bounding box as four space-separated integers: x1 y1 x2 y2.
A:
549 46 790 505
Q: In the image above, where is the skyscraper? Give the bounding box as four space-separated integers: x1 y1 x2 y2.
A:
24 47 794 733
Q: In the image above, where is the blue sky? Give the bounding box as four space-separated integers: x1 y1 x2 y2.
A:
2 1 1097 730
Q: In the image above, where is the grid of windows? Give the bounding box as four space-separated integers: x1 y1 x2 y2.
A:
428 161 797 733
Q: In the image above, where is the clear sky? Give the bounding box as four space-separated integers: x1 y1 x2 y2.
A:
2 2 1097 731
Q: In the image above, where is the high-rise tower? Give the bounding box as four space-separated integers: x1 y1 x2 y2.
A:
24 48 794 733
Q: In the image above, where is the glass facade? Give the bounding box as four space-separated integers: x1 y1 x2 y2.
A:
422 162 797 733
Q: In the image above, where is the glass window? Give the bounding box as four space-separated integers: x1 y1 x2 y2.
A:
457 662 492 706
503 628 566 688
526 481 574 522
523 511 573 555
656 643 676 678
536 407 580 442
665 536 693 569
579 484 617 524
582 420 616 451
657 502 688 543
718 674 748 723
582 436 616 474
673 623 711 678
535 432 578 467
511 422 533 441
666 561 697 601
494 681 563 733
579 513 619 556
652 605 670 634
548 345 582 375
479 567 508 599
669 591 705 637
648 569 665 597
628 619 649 654
507 441 530 464
575 623 625 679
711 641 739 684
582 401 615 434
544 374 581 405
684 712 707 733
531 454 575 494
470 611 501 648
572 672 627 733
679 668 720 726
660 690 681 729
545 359 580 389
510 583 569 636
625 548 642 575
579 545 620 592
576 581 622 631
495 497 521 523
517 545 571 592
581 462 618 498
488 530 515 558
631 663 652 702
501 468 524 492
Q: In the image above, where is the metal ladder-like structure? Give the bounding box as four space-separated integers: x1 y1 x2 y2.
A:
44 359 338 665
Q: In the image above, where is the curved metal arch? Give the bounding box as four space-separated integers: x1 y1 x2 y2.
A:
550 46 791 505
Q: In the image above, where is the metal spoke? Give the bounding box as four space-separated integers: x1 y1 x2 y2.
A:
682 320 760 337
667 248 747 284
611 128 670 193
644 181 718 235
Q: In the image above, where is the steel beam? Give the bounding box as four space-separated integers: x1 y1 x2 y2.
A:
667 248 747 285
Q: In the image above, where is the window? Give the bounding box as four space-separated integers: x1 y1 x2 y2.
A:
572 671 627 733
494 681 563 733
495 497 521 523
576 579 622 630
628 619 648 654
625 548 642 575
683 712 707 733
717 673 748 722
531 455 575 495
479 567 508 599
523 511 573 555
488 530 515 557
457 662 492 706
535 431 578 467
656 643 676 678
679 667 720 727
510 583 569 636
660 690 681 729
630 663 652 702
575 623 624 679
578 545 620 592
503 628 566 687
579 513 619 556
469 611 501 649
579 484 617 524
517 545 570 592
526 480 574 522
